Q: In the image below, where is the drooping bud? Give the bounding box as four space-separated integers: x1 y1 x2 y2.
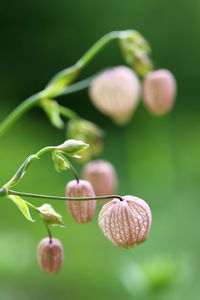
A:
37 204 65 227
82 160 117 196
98 195 152 248
67 119 104 162
143 69 176 116
37 237 64 273
89 66 141 125
66 180 96 223
119 30 153 77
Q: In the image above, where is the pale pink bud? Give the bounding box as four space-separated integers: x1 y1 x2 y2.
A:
37 237 64 273
66 180 96 223
89 66 140 124
98 195 152 248
143 69 176 115
82 160 117 196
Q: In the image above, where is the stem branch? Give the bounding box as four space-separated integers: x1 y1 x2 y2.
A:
8 190 123 202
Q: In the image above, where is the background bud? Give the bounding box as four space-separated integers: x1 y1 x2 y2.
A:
82 160 117 197
143 69 176 115
66 180 96 223
37 237 64 274
89 66 140 125
67 119 104 162
98 195 152 248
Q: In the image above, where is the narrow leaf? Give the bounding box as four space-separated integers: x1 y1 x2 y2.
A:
8 195 35 222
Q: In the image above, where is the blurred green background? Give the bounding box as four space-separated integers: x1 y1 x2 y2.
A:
0 0 200 299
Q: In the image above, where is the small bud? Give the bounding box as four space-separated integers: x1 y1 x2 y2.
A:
82 160 117 196
38 204 65 227
56 139 89 158
66 180 96 223
89 66 140 125
98 195 152 248
67 119 104 162
37 237 64 273
143 69 176 115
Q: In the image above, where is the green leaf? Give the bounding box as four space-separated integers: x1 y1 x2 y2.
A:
40 99 64 129
8 195 35 222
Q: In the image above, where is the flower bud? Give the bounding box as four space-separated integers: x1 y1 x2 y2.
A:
37 237 64 273
82 160 117 196
119 30 153 76
89 66 140 125
143 69 176 115
66 180 96 223
98 195 152 248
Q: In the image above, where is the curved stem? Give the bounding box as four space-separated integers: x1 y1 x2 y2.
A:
35 146 55 157
0 93 41 137
0 31 120 138
77 31 119 67
8 190 123 202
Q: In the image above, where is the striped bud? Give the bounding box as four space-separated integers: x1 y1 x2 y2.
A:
37 237 64 273
66 180 96 223
143 69 176 115
89 66 140 125
98 196 152 248
82 160 117 196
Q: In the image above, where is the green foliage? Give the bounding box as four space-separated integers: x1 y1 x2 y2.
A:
8 195 34 222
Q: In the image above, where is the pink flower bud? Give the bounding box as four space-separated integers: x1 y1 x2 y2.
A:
143 69 176 115
82 160 117 196
98 196 152 248
66 180 96 223
37 237 64 273
89 66 140 124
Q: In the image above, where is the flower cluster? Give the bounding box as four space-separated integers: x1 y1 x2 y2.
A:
0 30 177 275
37 160 152 273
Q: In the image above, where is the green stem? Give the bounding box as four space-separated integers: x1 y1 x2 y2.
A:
44 221 52 242
24 200 39 212
8 190 123 202
0 93 41 137
35 146 55 157
66 159 80 183
77 31 119 67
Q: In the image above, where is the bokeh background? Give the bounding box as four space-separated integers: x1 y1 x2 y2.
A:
0 0 200 299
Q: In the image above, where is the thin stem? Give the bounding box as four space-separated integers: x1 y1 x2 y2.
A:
24 200 39 212
0 93 41 137
58 75 95 97
77 31 119 67
66 159 80 183
8 190 123 202
44 221 52 242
